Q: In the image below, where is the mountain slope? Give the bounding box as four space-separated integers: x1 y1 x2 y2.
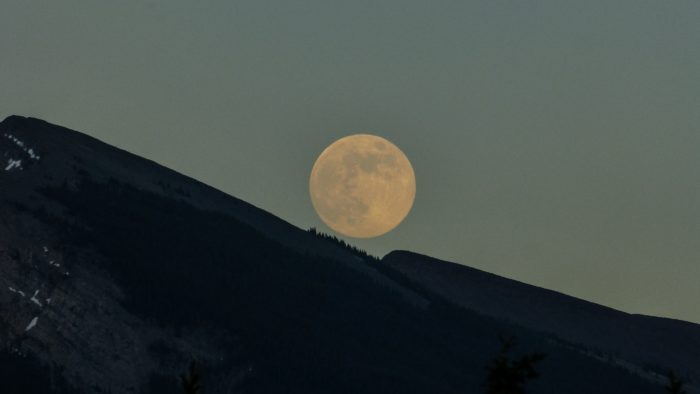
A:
0 115 359 263
383 250 700 386
0 115 692 393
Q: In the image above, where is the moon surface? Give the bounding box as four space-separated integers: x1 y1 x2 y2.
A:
309 134 416 238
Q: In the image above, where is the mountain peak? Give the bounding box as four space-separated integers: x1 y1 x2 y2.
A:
1 114 31 123
1 114 59 132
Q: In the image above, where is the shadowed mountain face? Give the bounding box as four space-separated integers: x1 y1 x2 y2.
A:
0 116 696 393
383 251 700 386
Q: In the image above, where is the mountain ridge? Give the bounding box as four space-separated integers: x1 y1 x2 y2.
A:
0 115 357 262
383 250 700 385
1 115 696 393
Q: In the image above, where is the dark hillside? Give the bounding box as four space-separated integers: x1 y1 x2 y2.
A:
0 115 688 393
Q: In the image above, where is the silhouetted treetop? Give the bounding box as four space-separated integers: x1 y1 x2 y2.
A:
484 336 545 394
181 360 202 394
665 371 687 394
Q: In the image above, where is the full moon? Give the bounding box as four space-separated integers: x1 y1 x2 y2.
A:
309 134 416 238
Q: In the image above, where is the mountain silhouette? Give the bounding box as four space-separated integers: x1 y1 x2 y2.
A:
0 115 697 393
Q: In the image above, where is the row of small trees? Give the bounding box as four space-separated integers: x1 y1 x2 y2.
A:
307 227 380 261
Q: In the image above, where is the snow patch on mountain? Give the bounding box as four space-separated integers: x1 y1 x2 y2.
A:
5 158 22 171
25 316 38 331
8 286 26 297
3 133 40 160
30 290 43 307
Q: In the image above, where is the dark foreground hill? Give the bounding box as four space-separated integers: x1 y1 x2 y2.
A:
0 115 696 393
383 251 700 386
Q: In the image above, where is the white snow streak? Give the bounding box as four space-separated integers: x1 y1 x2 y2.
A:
3 133 41 161
8 287 27 297
8 286 23 296
5 158 22 171
25 317 38 331
30 290 43 307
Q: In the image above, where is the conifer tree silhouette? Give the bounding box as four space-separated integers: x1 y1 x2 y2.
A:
180 360 202 394
664 371 687 394
484 336 545 394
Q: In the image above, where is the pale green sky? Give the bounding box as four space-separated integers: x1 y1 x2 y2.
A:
2 1 699 323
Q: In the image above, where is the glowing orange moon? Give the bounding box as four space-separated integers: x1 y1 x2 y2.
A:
309 134 416 238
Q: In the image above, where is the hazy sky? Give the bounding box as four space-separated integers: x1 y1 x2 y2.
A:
2 1 699 323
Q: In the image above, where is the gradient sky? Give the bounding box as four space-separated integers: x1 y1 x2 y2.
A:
2 1 699 323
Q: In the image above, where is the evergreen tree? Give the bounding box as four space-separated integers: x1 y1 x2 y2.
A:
181 360 202 394
484 336 545 394
664 371 686 394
